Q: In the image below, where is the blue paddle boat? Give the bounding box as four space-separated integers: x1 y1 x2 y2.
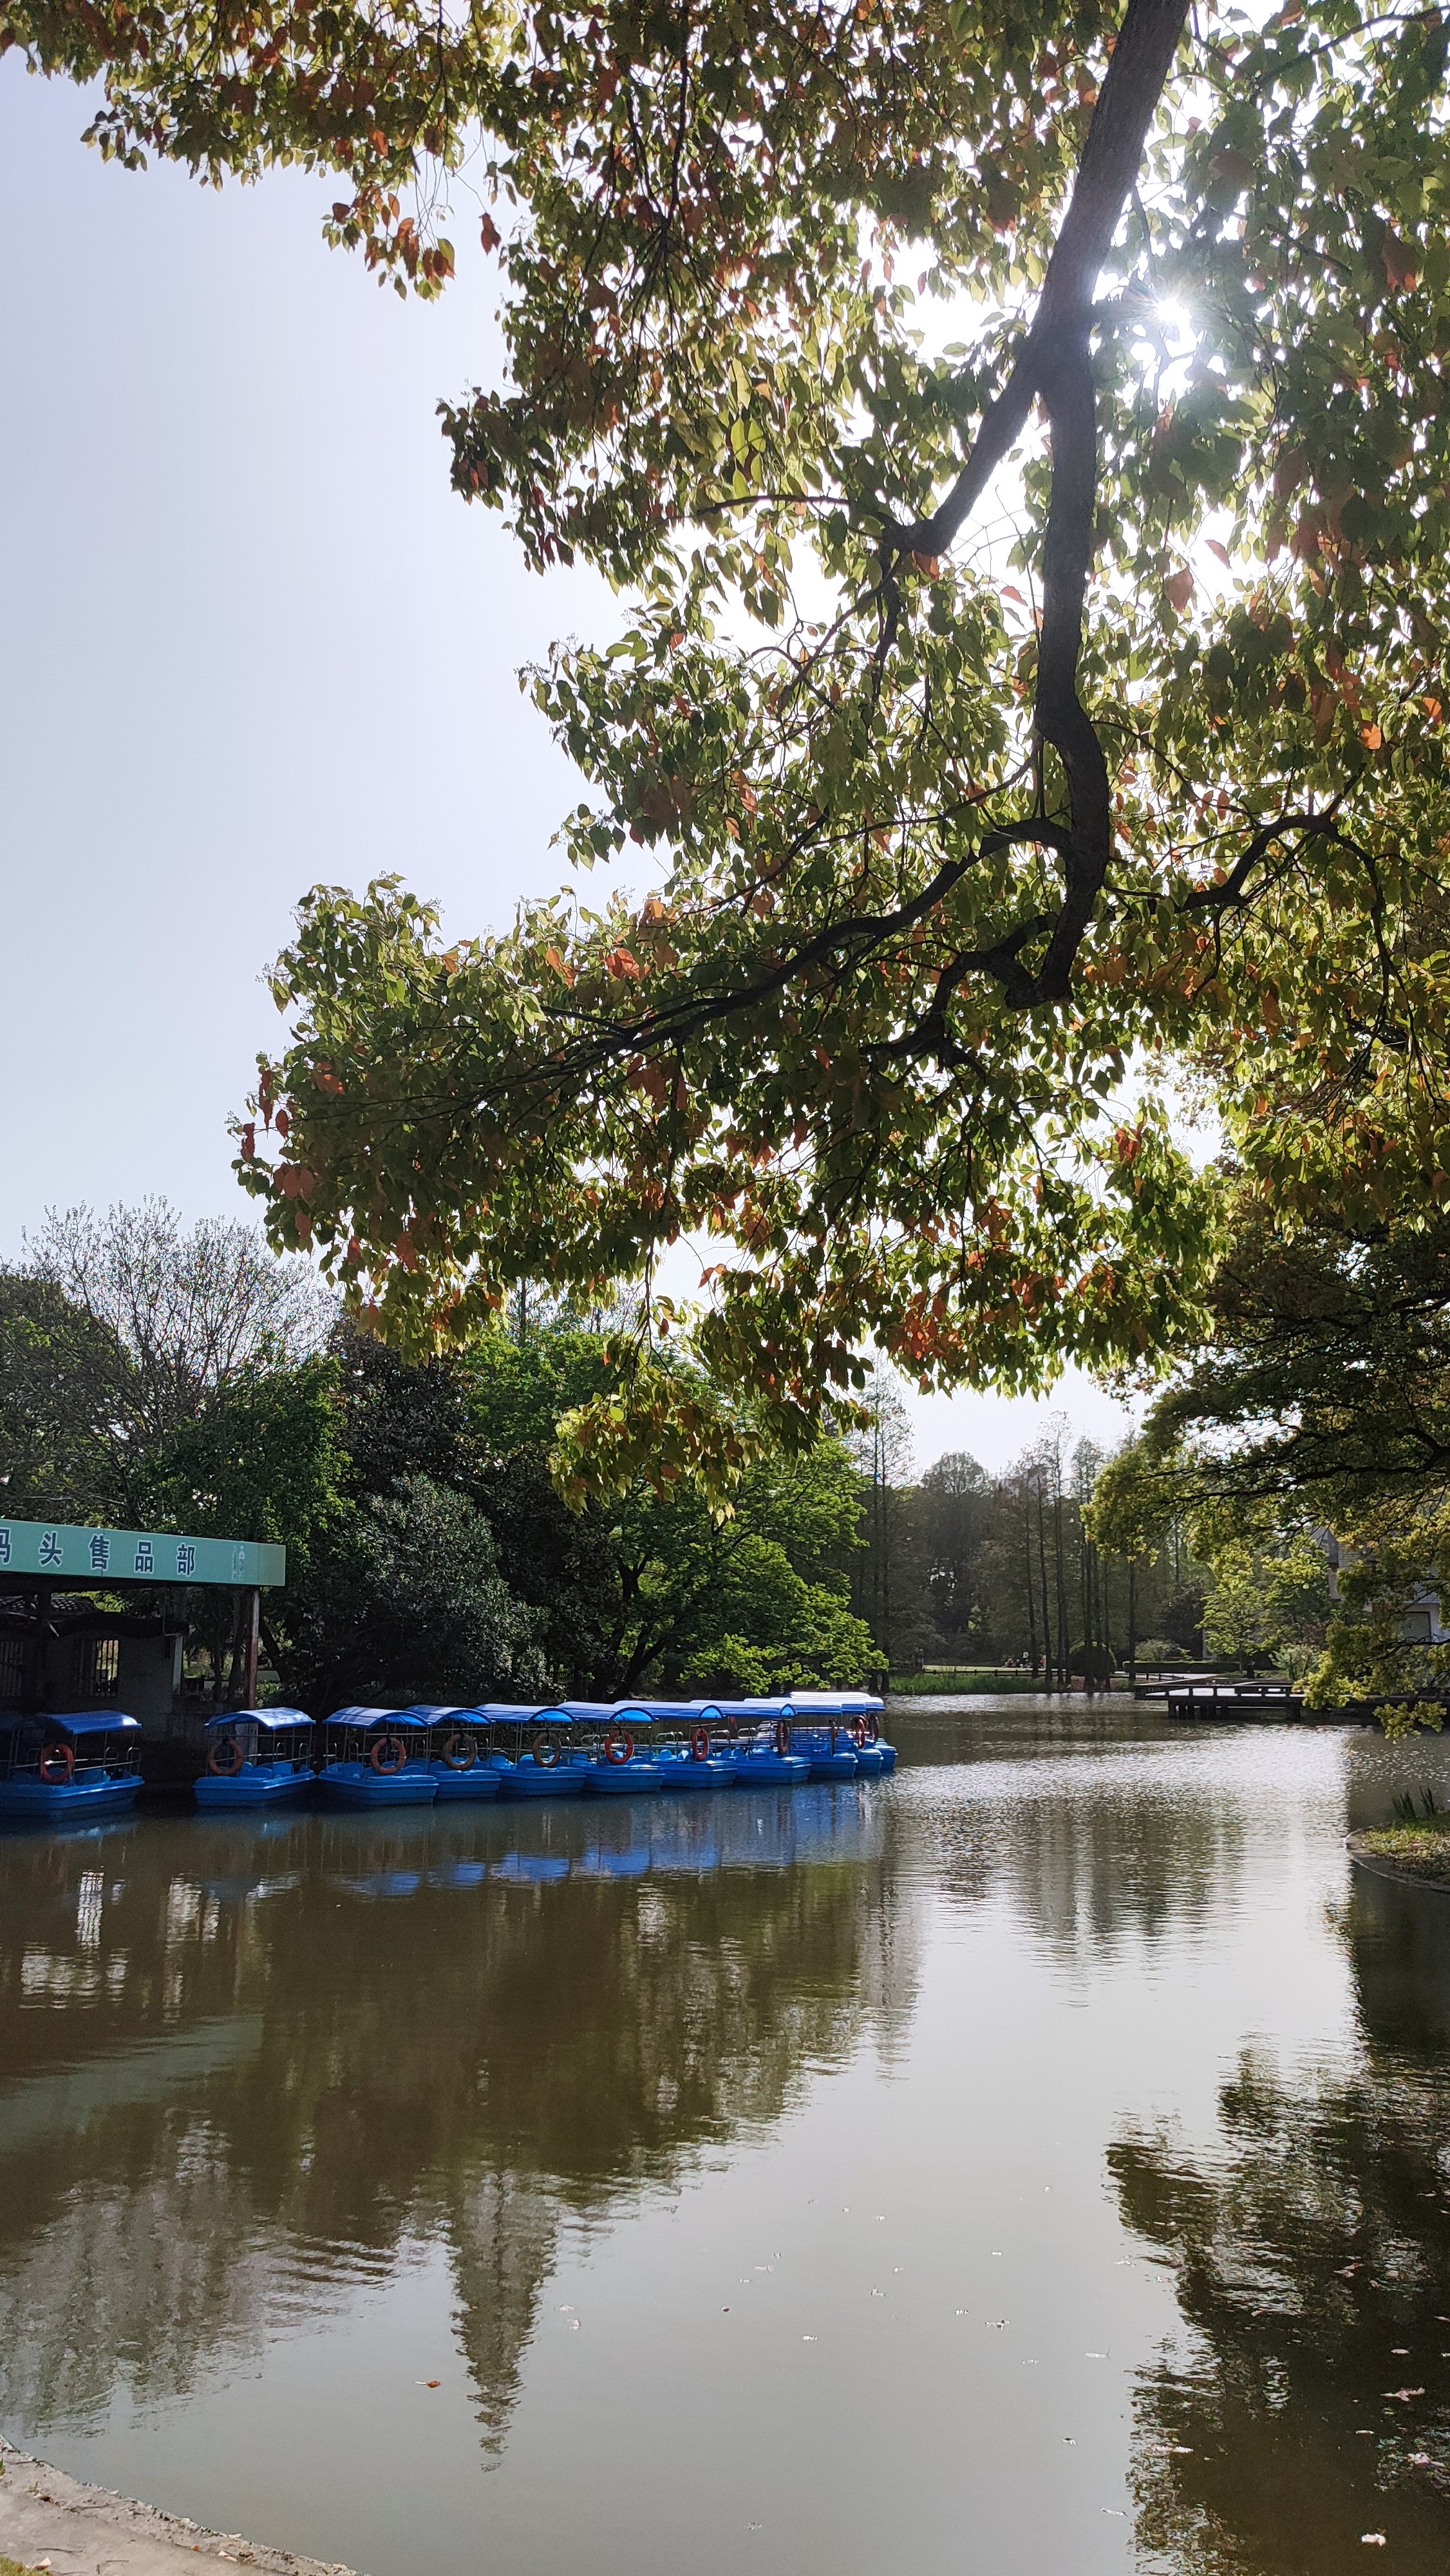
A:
0 1710 144 1822
194 1709 315 1809
404 1706 502 1802
316 1708 437 1807
583 1705 667 1793
633 1700 737 1788
781 1691 892 1776
712 1703 811 1786
480 1705 592 1798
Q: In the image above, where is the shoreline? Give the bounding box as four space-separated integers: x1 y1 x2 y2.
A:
0 2438 363 2576
1346 1830 1450 1893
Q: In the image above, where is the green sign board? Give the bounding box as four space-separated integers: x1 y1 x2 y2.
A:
0 1519 285 1589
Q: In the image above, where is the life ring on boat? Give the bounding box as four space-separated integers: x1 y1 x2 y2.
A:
865 1714 879 1743
603 1725 634 1765
439 1731 476 1771
370 1733 408 1775
854 1717 869 1749
531 1732 562 1768
690 1723 711 1761
775 1717 792 1758
208 1732 245 1777
38 1741 75 1785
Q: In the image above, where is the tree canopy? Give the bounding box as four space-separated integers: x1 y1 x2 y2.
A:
1091 1195 1450 1709
14 1 1450 1472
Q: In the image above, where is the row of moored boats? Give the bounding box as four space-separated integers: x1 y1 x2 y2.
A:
0 1696 894 1819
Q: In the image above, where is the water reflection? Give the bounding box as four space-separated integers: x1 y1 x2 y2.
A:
0 1786 911 2454
1113 1866 1450 2571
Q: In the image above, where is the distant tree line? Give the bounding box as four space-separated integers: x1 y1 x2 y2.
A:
845 1374 1212 1681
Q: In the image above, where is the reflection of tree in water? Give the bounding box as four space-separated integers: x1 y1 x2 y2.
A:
1110 1871 1450 2573
928 1756 1245 1961
0 1792 914 2454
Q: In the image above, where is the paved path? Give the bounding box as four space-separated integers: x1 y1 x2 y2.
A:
0 2442 362 2576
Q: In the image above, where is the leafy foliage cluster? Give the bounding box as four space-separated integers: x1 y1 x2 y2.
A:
1092 1195 1450 1718
108 0 1445 1492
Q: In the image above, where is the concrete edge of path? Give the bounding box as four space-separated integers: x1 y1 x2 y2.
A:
1346 1832 1450 1893
0 2441 366 2576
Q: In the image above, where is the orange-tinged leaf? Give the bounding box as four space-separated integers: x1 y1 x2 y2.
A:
1163 567 1194 615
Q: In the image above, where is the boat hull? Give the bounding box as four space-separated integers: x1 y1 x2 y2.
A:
0 1772 143 1822
586 1761 666 1794
655 1756 736 1790
806 1749 860 1781
194 1765 312 1810
316 1762 436 1808
851 1745 887 1778
429 1765 502 1802
874 1742 898 1772
732 1753 811 1786
494 1758 585 1799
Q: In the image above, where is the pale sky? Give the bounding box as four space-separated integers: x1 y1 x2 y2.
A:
0 66 1135 1477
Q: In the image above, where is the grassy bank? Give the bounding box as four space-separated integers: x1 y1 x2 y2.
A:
889 1670 1056 1695
1352 1814 1450 1884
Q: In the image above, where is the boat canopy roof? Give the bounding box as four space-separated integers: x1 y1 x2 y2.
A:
704 1694 881 1718
205 1707 311 1731
45 1710 142 1738
326 1706 430 1731
399 1705 476 1723
473 1702 573 1725
615 1700 728 1722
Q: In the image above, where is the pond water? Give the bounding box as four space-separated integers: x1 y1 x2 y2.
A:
4 1701 1450 2576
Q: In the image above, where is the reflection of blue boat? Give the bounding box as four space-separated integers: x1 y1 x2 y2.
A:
0 1710 145 1822
578 1842 652 1877
316 1709 437 1807
403 1705 502 1803
194 1709 314 1808
493 1849 570 1882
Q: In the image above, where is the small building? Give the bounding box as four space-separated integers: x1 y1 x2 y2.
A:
0 1515 286 1741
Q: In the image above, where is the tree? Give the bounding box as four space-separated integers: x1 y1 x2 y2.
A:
97 0 1430 1481
16 5 1450 1466
914 1450 993 1660
0 1271 131 1522
1 1208 345 1707
1090 1198 1450 1711
321 1320 876 1695
278 1472 547 1711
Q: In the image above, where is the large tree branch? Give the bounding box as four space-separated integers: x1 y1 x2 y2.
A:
884 0 1192 560
881 0 1190 1006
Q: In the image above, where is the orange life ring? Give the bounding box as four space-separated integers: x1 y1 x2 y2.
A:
370 1734 408 1776
775 1717 792 1758
854 1716 869 1749
690 1723 711 1761
440 1731 476 1771
532 1731 562 1768
865 1714 880 1743
604 1725 634 1765
39 1741 75 1785
209 1732 245 1777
